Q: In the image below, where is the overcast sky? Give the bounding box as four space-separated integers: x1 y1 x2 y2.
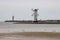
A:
0 0 60 21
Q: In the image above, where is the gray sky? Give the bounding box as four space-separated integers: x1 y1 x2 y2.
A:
0 0 60 21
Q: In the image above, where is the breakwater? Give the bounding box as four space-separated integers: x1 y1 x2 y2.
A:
5 20 60 24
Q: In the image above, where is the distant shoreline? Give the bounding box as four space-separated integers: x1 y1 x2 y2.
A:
5 20 60 24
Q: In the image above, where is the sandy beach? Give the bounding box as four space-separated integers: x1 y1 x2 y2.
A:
0 32 60 40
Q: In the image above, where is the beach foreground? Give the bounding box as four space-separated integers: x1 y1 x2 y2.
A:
0 32 60 40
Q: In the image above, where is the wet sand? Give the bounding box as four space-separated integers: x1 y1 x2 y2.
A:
0 32 60 40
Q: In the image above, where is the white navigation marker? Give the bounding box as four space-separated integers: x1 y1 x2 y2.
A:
32 9 39 22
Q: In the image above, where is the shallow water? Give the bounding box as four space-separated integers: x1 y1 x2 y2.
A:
0 22 60 33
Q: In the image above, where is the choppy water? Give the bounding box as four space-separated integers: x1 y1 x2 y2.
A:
0 22 60 33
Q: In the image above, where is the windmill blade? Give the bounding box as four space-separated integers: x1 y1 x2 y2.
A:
35 8 39 10
31 13 34 16
32 9 33 10
31 9 35 11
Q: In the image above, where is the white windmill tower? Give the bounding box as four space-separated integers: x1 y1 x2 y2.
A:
32 9 39 22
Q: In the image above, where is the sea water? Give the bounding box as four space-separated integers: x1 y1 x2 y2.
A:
0 22 60 33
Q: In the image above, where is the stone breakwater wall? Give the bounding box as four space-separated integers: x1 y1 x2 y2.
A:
5 20 60 24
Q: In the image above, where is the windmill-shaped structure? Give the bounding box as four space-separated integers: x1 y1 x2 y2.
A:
32 9 39 22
